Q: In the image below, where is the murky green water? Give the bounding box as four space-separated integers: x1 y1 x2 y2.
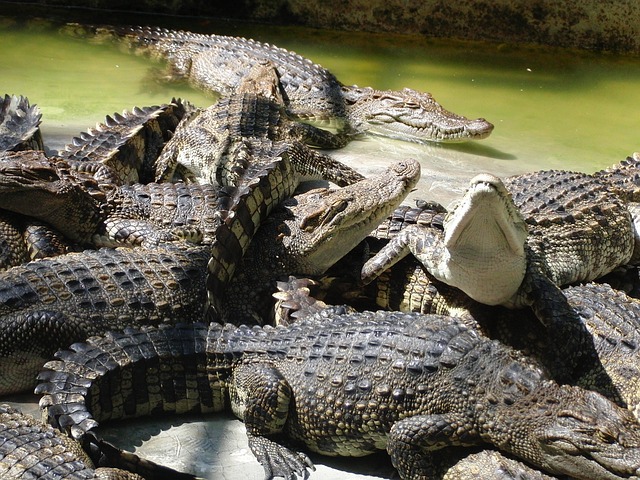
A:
2 15 640 204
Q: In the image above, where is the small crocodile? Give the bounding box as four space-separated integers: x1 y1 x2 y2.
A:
37 309 640 480
0 403 197 479
0 94 44 153
66 24 494 143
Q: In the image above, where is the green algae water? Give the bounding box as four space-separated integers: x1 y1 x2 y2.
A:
2 15 640 204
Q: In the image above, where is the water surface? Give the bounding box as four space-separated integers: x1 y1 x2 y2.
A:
2 16 640 205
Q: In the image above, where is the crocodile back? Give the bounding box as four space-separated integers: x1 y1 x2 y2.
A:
0 244 210 394
504 169 635 285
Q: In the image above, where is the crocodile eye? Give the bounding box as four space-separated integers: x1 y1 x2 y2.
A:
332 200 347 214
596 427 618 444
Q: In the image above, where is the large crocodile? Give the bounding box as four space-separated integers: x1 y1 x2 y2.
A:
0 160 416 395
360 159 640 359
65 24 494 144
37 308 640 480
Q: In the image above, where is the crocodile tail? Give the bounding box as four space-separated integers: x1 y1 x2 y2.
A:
60 23 215 75
0 94 44 152
36 323 214 440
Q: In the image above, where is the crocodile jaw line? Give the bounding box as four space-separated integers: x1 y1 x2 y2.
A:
440 174 528 305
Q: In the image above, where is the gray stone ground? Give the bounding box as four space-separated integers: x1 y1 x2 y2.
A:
5 393 394 479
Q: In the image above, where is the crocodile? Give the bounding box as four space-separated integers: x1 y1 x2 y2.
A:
0 242 211 396
0 403 198 479
296 197 640 413
0 94 44 153
57 99 193 185
217 158 421 323
153 60 362 187
360 159 640 354
36 309 640 480
0 159 415 395
65 24 494 143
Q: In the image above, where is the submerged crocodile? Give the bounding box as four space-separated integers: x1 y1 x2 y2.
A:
66 24 494 143
37 308 640 480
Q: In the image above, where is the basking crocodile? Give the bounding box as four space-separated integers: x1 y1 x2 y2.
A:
66 24 494 143
0 243 211 395
217 159 421 323
0 94 44 153
154 61 362 187
0 160 415 395
0 403 197 479
37 309 640 480
360 159 640 359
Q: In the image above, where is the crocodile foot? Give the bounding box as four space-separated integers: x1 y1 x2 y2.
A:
248 434 315 480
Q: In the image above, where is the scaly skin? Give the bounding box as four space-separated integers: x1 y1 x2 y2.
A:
0 404 195 479
59 100 192 185
0 243 211 395
0 152 106 246
153 61 361 186
361 162 638 358
319 209 640 417
0 160 417 395
64 24 494 143
37 311 640 480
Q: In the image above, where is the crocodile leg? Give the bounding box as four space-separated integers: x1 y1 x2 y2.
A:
387 412 480 479
361 224 421 285
232 362 315 479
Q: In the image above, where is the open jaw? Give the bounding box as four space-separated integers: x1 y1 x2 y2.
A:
344 86 495 143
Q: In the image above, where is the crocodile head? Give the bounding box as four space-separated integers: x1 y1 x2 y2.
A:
435 173 528 305
342 86 494 143
533 386 640 480
0 152 104 242
280 158 421 274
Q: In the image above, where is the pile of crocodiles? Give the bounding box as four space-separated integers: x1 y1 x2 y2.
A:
2 22 640 480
